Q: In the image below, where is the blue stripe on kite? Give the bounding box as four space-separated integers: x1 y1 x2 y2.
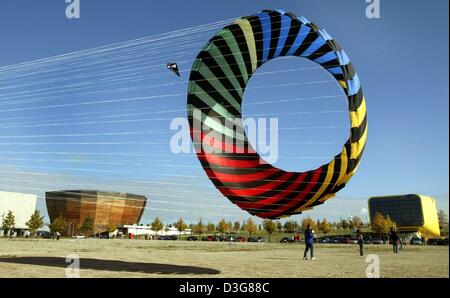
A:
286 25 311 56
347 74 361 96
314 51 337 64
275 9 286 15
318 29 332 41
256 13 272 63
301 36 326 57
336 50 350 66
326 67 343 75
273 16 292 58
298 16 310 24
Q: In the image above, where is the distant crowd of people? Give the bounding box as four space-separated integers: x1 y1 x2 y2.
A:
301 225 408 261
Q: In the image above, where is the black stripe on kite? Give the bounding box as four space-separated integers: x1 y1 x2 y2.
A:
209 36 246 89
267 12 282 59
279 18 302 57
350 114 368 143
224 24 253 77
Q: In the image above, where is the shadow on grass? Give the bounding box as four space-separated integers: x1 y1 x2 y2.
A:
0 256 220 275
264 257 296 260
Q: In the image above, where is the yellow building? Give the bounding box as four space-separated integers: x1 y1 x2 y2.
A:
368 194 440 239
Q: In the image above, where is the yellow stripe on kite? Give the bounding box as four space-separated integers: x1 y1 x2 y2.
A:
335 147 349 186
235 19 257 73
318 193 336 203
350 126 368 159
349 98 366 128
295 160 335 213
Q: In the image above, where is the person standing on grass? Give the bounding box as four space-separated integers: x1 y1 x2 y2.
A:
357 234 365 256
303 224 315 260
389 228 399 253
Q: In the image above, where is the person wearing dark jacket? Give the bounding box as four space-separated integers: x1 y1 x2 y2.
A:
357 234 365 256
303 225 315 260
389 228 400 253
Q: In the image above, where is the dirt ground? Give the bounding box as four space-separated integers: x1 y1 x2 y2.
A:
0 238 447 278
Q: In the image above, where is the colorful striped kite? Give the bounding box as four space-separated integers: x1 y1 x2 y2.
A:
187 9 367 219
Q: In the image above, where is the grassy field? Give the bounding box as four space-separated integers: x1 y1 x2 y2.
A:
0 238 447 278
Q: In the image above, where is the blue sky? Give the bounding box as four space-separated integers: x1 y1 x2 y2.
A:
0 0 448 225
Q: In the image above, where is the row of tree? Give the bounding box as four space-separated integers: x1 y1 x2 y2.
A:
150 216 362 237
153 211 449 239
2 209 448 238
1 210 109 237
1 210 44 237
150 217 260 236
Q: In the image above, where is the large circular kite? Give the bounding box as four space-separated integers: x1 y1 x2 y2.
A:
187 9 367 219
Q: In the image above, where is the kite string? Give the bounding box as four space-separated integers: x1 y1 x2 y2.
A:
0 17 237 72
0 92 345 127
0 60 340 107
0 16 324 80
0 41 340 103
0 16 352 198
0 36 340 96
0 76 344 115
0 168 354 189
0 24 343 94
0 91 342 124
0 174 348 209
0 16 248 81
0 21 348 102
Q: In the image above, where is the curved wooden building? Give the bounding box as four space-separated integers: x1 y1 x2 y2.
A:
46 190 147 235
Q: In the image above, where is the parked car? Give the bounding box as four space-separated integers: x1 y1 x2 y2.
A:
427 238 440 245
236 236 246 242
410 238 422 245
186 236 198 241
371 238 385 244
280 237 295 243
364 236 373 244
247 236 258 242
318 237 331 243
158 235 177 240
426 238 449 245
36 231 52 239
201 235 218 241
224 236 235 242
340 238 353 244
257 237 266 242
331 237 341 244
